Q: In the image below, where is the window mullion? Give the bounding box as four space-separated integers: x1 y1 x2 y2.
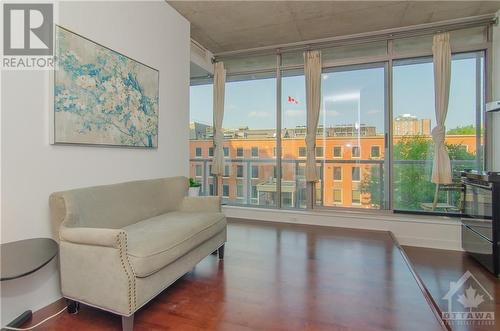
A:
387 39 394 211
276 52 282 209
475 52 482 171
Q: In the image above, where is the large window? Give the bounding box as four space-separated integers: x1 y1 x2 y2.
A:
223 75 277 207
319 64 388 209
189 25 487 216
392 52 484 213
189 83 213 196
282 71 307 209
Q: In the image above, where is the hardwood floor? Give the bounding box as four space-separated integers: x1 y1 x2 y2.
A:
21 219 446 331
404 246 500 331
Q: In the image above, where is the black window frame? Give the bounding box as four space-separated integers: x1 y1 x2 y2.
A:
351 146 360 158
236 165 244 178
251 165 259 179
333 166 342 181
352 166 361 181
333 146 342 158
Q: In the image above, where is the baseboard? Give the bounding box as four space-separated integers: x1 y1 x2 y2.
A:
223 205 463 251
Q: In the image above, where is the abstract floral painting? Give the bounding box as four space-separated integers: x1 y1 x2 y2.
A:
54 26 159 147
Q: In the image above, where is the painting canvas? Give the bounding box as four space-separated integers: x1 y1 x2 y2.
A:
54 26 159 147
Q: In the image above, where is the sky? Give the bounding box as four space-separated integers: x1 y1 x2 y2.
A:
190 54 482 133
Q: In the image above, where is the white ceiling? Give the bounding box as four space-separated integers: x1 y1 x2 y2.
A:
168 1 500 54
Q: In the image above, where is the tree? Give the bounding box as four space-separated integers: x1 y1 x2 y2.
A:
361 135 477 211
360 165 383 208
447 125 476 135
393 135 433 160
392 135 435 210
447 144 475 161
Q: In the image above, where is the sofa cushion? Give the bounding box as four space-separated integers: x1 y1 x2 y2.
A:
50 177 188 230
123 211 226 277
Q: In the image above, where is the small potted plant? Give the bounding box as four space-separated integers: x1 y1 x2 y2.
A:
188 177 201 197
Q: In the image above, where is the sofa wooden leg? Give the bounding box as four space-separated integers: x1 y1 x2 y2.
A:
66 299 80 314
218 244 225 260
122 314 134 331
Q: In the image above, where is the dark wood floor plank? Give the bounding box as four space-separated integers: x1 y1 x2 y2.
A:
20 220 445 331
404 245 500 331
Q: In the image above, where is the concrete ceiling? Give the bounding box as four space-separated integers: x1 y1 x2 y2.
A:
168 1 500 54
190 61 211 78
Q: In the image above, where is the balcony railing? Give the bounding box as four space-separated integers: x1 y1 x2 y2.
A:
190 158 478 213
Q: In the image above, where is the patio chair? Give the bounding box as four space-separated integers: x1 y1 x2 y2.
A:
421 182 464 212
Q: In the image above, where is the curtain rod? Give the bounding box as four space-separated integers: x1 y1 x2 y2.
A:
214 13 496 60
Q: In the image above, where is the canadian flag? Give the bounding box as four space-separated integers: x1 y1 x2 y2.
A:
288 96 299 104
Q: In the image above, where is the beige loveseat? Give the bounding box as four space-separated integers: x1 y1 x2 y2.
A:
49 176 226 331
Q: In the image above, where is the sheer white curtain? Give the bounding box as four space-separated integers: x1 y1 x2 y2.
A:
304 50 322 182
211 62 226 176
431 33 452 184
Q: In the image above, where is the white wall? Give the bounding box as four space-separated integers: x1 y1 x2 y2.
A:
0 1 189 325
492 10 500 171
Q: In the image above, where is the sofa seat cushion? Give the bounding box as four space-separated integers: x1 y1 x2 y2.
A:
123 211 226 277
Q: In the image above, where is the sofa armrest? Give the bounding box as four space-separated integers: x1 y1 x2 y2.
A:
179 196 221 212
59 234 134 315
60 226 124 248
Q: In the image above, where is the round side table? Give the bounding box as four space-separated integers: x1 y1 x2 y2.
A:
1 238 58 328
